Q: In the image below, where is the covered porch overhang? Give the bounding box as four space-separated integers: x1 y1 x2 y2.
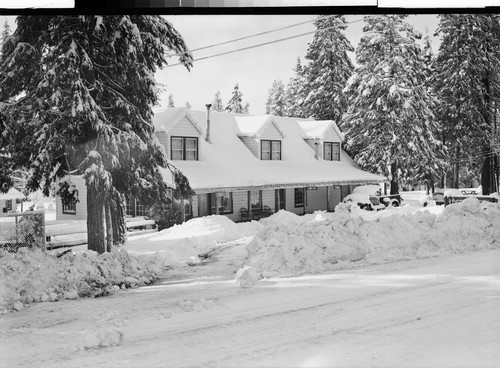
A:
191 178 387 195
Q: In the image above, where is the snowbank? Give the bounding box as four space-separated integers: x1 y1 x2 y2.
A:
125 215 261 264
244 198 500 278
0 247 168 313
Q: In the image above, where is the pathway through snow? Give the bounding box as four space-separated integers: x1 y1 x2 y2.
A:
1 249 499 368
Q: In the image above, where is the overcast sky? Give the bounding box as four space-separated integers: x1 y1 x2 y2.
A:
161 14 440 114
1 13 440 115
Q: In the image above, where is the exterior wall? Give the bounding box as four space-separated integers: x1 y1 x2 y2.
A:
305 186 327 213
239 137 260 159
285 187 305 215
169 115 201 137
323 126 342 143
227 190 248 222
155 131 169 157
261 189 275 210
56 176 88 221
261 122 283 141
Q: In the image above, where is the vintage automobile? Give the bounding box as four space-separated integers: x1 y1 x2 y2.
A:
343 185 403 211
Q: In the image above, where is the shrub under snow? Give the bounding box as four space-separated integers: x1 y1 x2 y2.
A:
245 198 500 278
0 247 168 313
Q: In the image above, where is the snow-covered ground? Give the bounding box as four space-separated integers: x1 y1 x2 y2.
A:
0 198 499 367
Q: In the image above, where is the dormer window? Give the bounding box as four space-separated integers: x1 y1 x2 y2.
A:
324 142 340 161
261 140 281 160
171 137 198 160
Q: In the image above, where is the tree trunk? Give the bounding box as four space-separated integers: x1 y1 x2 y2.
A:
111 190 126 246
452 144 460 189
87 185 106 254
105 199 113 253
390 163 399 194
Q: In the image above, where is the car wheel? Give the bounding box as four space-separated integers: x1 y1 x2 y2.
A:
391 200 399 207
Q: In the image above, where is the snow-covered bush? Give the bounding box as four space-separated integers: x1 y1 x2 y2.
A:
245 198 500 278
0 247 168 313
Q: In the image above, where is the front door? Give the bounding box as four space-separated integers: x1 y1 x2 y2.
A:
328 186 342 211
198 194 210 217
275 189 286 212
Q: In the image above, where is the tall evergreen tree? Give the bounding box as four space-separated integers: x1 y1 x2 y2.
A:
433 14 500 193
285 57 307 118
212 90 224 112
342 15 446 194
301 15 354 122
185 101 191 109
265 79 286 116
0 15 193 253
225 83 244 113
168 94 175 107
0 18 11 61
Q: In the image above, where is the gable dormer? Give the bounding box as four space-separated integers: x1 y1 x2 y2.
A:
234 115 285 160
297 120 344 161
153 108 203 161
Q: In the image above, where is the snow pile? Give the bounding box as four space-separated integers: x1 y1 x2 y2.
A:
244 198 500 278
126 215 257 264
81 327 124 350
235 265 259 288
0 247 168 313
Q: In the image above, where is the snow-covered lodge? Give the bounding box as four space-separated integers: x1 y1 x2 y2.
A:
56 107 386 222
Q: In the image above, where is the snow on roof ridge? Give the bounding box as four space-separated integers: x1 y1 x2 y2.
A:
296 119 345 141
234 114 285 138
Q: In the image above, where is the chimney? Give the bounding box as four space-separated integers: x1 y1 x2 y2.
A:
205 103 212 143
314 142 319 160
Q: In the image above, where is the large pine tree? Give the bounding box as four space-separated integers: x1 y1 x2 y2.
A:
433 14 500 193
0 15 193 253
301 15 354 122
265 79 286 116
342 15 446 194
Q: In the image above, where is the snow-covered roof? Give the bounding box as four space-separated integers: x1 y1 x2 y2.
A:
152 107 204 135
153 109 386 192
234 115 285 138
296 119 345 141
0 187 25 201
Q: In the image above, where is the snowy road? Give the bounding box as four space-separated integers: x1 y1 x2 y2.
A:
2 249 500 368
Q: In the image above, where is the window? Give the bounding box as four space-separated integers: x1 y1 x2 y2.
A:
211 191 233 214
135 200 149 217
249 190 262 209
171 137 198 161
324 142 340 161
125 197 135 216
261 140 281 160
294 188 305 207
62 202 76 214
6 200 12 211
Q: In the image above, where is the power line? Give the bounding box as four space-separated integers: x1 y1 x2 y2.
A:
166 17 364 68
167 14 338 59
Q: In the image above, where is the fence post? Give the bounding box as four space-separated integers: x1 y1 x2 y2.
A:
15 214 19 246
41 211 46 251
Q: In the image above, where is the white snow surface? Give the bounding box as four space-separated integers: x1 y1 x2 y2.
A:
154 108 385 191
1 198 500 367
245 198 500 277
125 215 262 264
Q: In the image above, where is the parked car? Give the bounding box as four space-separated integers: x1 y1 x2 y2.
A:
432 188 445 205
432 187 482 206
343 185 403 211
